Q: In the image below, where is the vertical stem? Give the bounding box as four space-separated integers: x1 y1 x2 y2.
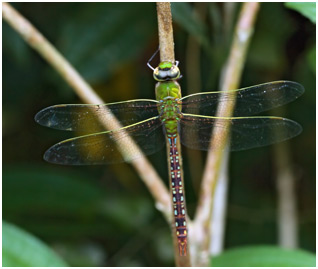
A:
209 148 229 255
270 98 298 248
275 137 298 248
156 2 175 62
192 3 260 266
156 2 191 266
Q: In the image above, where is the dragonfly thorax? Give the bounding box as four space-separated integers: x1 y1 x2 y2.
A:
154 65 182 135
158 97 182 134
153 61 180 82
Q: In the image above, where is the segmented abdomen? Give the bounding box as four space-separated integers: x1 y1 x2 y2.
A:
167 132 187 256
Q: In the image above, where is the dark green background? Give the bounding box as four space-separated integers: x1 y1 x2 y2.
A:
3 3 315 266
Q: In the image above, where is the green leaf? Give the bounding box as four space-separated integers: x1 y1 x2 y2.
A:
2 221 68 266
212 245 316 267
285 2 316 23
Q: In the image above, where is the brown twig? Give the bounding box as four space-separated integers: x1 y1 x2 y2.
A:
156 3 191 266
156 2 175 62
2 2 171 220
192 3 260 266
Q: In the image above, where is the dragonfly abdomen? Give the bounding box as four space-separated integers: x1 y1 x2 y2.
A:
167 132 187 256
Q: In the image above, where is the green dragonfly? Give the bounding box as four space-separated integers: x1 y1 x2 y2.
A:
35 60 304 256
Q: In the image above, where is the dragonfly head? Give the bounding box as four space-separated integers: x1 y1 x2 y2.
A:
153 61 181 82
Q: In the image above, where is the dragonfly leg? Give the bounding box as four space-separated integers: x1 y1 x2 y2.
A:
147 47 160 70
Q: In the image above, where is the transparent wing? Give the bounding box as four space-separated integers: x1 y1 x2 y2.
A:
180 114 302 151
44 116 165 165
35 99 159 134
181 81 304 116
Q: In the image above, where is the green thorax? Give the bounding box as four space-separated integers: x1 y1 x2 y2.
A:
155 81 182 134
155 80 181 100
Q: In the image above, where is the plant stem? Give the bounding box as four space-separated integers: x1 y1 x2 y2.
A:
156 2 175 62
275 133 298 248
2 2 172 221
192 3 260 266
156 2 191 266
210 2 237 257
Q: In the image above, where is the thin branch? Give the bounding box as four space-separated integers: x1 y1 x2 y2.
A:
156 2 191 266
192 3 260 266
210 2 237 256
2 2 171 220
275 137 298 248
156 2 175 62
209 148 229 255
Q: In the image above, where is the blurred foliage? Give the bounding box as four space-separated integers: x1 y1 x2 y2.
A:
212 245 316 267
171 3 210 51
307 45 316 74
3 221 67 266
285 2 316 24
3 3 315 266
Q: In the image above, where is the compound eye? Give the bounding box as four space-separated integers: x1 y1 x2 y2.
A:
153 67 162 81
169 66 180 79
153 62 181 81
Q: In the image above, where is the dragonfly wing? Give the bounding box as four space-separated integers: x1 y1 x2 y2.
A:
44 116 165 165
180 114 302 151
181 81 304 116
35 99 159 133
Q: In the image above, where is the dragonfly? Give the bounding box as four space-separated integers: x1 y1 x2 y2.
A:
35 59 304 256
